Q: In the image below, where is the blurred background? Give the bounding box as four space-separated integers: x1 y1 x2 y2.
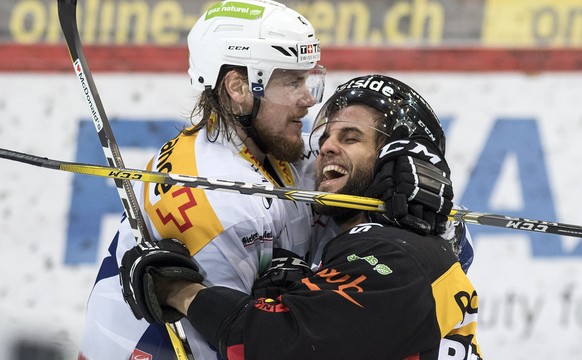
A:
1 0 582 358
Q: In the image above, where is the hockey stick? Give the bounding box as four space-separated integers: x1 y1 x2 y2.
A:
447 209 582 238
3 147 582 239
0 147 385 212
56 0 193 358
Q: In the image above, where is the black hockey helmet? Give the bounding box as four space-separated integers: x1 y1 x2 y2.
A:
311 74 446 155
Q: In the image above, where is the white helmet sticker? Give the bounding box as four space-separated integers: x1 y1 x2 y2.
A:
205 1 265 21
298 41 321 63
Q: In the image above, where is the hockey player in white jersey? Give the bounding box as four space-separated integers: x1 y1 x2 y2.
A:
79 1 473 359
79 1 325 359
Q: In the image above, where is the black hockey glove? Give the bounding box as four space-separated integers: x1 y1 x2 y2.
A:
252 248 313 298
365 127 454 235
119 238 204 325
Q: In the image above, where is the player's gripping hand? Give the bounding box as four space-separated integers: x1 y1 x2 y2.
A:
365 127 454 235
119 238 203 325
252 248 313 298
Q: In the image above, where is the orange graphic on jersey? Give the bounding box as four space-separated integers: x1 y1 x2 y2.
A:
302 268 367 308
155 187 197 232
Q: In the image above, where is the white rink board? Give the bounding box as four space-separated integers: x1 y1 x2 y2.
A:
1 72 581 359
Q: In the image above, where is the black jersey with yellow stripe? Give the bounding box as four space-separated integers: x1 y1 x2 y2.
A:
187 223 482 360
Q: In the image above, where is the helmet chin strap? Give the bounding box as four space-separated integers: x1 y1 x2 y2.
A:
204 85 268 155
235 96 269 154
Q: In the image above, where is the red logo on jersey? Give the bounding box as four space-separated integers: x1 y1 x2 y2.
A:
156 187 197 232
131 349 152 360
254 297 289 313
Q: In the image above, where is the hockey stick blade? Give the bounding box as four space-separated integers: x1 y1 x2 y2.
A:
3 147 582 239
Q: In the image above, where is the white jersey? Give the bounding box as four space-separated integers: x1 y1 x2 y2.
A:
79 128 319 360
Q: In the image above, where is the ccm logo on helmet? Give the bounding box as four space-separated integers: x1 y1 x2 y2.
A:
228 45 250 51
336 76 395 97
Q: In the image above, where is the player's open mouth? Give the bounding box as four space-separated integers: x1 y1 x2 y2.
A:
323 165 348 180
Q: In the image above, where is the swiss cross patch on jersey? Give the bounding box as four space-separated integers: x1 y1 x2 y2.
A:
143 132 224 255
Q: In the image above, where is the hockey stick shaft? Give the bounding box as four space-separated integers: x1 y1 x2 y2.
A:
57 0 151 246
56 0 193 358
0 147 384 212
449 209 582 238
3 147 582 239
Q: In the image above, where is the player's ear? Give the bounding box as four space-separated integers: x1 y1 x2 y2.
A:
223 69 251 106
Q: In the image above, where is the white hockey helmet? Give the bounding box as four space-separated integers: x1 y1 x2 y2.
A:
187 0 324 100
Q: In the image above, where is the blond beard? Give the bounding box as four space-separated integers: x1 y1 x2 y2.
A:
257 128 305 163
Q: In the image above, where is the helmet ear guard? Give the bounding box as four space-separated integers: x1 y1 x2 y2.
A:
311 75 446 155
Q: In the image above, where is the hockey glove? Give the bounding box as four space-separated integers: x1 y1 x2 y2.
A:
365 127 454 235
119 238 204 325
252 248 313 298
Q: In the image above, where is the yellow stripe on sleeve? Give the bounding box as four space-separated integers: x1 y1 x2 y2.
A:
431 262 479 337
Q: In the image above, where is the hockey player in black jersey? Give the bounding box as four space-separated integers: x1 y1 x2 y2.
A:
120 75 483 360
